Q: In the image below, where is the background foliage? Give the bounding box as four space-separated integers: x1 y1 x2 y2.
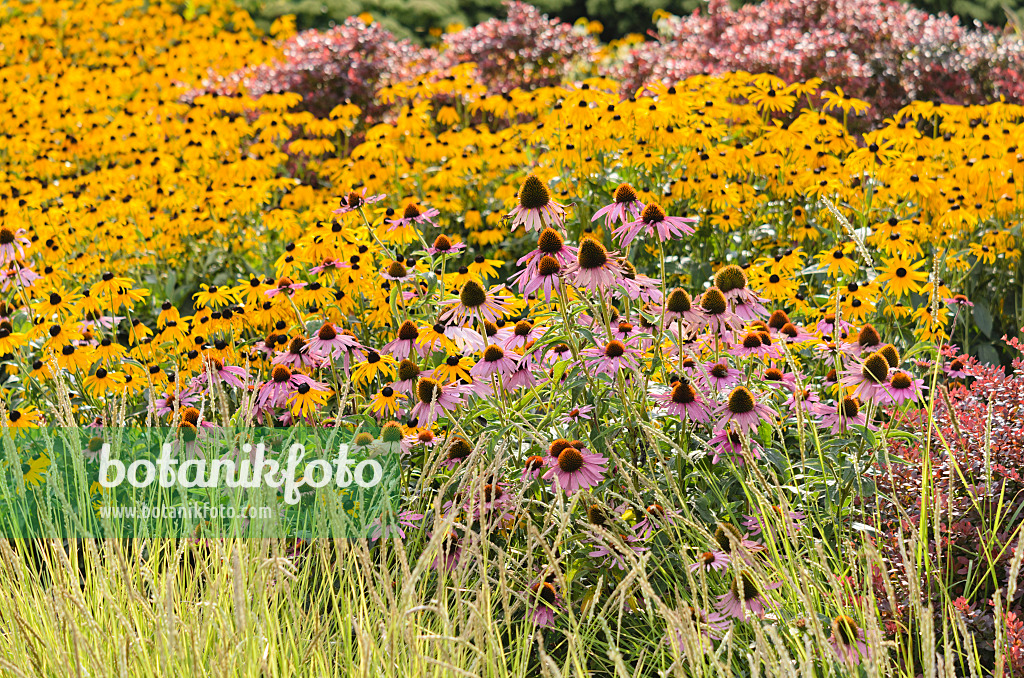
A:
235 0 1024 41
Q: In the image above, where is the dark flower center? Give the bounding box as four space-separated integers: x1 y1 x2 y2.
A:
398 320 419 341
387 261 407 278
710 363 729 378
666 288 691 313
519 175 550 209
831 615 859 646
891 372 912 389
781 323 799 338
318 323 337 340
538 255 561 276
613 183 638 203
0 229 15 245
577 238 608 270
514 320 533 336
548 438 573 459
604 340 625 358
671 381 696 404
403 204 421 220
447 437 472 460
641 202 665 223
895 267 907 278
181 407 200 426
532 582 557 605
460 280 486 308
288 338 306 355
587 504 608 526
417 378 441 403
537 227 563 254
764 368 783 381
524 455 545 472
735 571 760 601
557 447 585 473
714 265 747 293
741 333 762 349
862 352 889 383
841 397 860 418
701 287 727 315
857 324 881 347
271 366 291 383
397 359 420 381
950 358 964 371
432 234 452 251
768 310 790 329
727 386 756 414
880 343 900 368
483 344 505 362
380 422 404 442
715 523 742 553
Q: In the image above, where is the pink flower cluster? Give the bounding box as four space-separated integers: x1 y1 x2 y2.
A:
437 2 599 94
185 17 432 119
605 0 1024 122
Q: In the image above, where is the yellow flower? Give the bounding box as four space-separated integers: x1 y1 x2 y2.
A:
877 256 928 298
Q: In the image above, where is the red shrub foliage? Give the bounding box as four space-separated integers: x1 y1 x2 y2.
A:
606 0 1024 121
868 337 1024 666
185 17 432 119
437 2 598 94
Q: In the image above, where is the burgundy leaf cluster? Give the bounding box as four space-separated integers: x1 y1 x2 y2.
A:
867 338 1024 668
437 1 598 95
185 17 432 119
605 0 1024 122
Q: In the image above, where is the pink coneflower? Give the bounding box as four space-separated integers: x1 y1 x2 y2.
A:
264 276 306 298
716 571 780 620
880 369 923 405
775 321 815 344
689 550 730 573
543 444 607 494
505 353 539 390
511 254 563 302
528 582 562 627
508 174 566 232
652 379 712 423
332 187 385 215
587 533 649 570
522 454 547 481
841 323 883 357
383 320 422 360
830 615 871 666
729 331 776 359
0 227 30 264
760 366 796 390
611 320 645 346
659 288 702 329
670 606 731 652
816 313 852 338
743 506 805 539
634 503 679 539
716 386 772 433
561 404 593 424
516 227 578 272
440 435 474 470
696 287 742 336
815 397 872 434
614 202 696 247
401 428 439 457
309 324 365 366
411 378 465 427
564 238 624 291
0 265 38 290
582 339 640 376
944 294 973 309
616 260 663 304
708 427 763 465
504 319 542 350
783 387 820 415
944 357 969 379
195 358 248 389
704 361 741 391
272 337 320 370
257 366 328 409
309 258 349 277
711 522 765 560
839 351 891 404
592 182 645 229
392 359 421 396
440 280 515 326
425 233 466 257
368 509 423 540
386 203 439 231
470 344 518 379
431 531 463 571
380 259 415 282
152 389 199 417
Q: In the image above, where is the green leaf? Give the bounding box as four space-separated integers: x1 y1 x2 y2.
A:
973 302 993 337
977 342 1000 366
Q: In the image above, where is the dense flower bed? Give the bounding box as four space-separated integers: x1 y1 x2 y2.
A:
0 0 1022 675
